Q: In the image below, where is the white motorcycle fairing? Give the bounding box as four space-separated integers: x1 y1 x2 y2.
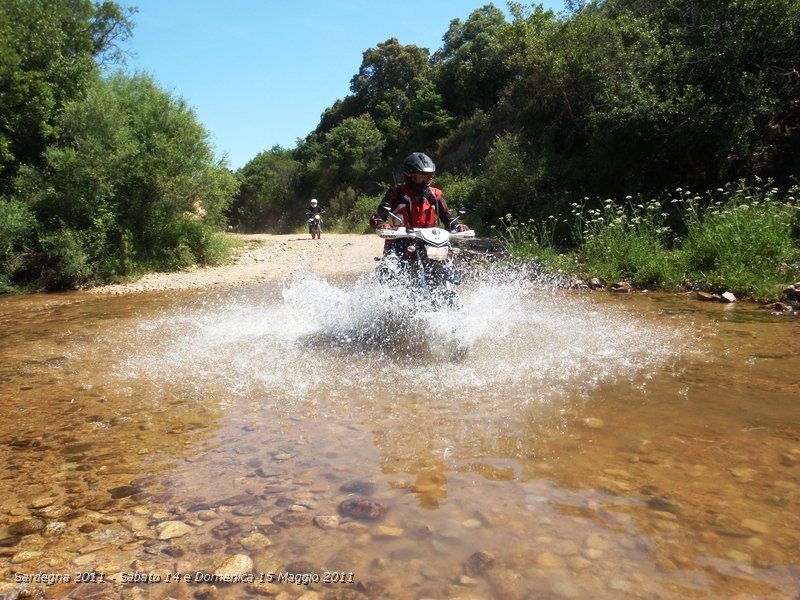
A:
377 226 475 245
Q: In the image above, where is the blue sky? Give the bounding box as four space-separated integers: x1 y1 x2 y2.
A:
121 1 564 171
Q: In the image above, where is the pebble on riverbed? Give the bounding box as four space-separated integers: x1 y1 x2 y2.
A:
213 553 253 577
313 514 340 529
156 520 193 540
338 498 388 521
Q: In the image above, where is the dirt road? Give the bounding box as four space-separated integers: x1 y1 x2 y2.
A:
87 233 384 294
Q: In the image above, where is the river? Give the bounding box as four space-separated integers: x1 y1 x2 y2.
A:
1 268 798 599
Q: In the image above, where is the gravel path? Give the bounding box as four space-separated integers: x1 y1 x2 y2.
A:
87 233 383 294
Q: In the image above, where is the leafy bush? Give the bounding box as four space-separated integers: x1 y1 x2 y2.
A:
37 229 91 290
11 72 239 287
335 193 382 233
434 173 480 226
0 198 36 291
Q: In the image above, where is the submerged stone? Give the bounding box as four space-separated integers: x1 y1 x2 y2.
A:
157 520 193 540
9 518 46 536
108 485 142 499
340 480 377 496
338 498 387 521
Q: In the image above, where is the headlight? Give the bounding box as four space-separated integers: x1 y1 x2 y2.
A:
426 246 449 261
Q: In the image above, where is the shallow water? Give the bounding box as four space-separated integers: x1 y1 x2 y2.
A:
1 269 798 599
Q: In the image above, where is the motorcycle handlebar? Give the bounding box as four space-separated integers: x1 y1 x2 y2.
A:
377 227 475 240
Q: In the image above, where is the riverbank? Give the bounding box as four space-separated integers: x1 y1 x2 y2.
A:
86 233 383 295
77 231 799 313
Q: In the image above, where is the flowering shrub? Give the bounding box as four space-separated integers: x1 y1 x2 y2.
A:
493 179 800 299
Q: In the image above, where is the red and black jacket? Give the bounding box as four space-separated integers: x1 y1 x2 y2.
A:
376 183 457 230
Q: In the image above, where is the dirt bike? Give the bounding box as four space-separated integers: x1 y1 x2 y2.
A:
308 211 324 240
375 205 475 310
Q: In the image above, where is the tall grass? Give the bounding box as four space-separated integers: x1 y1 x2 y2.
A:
494 179 800 300
569 196 679 289
490 214 576 274
674 180 800 300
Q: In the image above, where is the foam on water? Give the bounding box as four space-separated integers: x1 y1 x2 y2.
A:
117 269 688 407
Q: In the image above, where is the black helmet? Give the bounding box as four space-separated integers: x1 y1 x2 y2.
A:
402 152 436 176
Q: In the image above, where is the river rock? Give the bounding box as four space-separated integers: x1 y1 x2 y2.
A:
646 496 681 514
232 503 263 516
214 553 253 577
157 520 193 540
12 550 43 563
197 509 218 521
340 480 377 496
484 566 524 600
292 497 318 510
272 510 313 528
729 467 757 482
29 494 58 509
43 521 68 536
33 504 72 519
9 518 46 536
313 515 339 529
741 518 768 534
108 485 142 499
536 552 563 568
697 291 721 302
240 532 272 551
338 498 387 521
587 277 605 290
373 525 403 538
609 281 632 293
464 550 496 576
0 536 21 547
762 301 794 312
245 581 281 596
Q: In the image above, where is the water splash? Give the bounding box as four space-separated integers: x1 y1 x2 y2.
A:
117 268 688 406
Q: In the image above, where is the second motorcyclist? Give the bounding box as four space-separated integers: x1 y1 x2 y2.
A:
370 152 469 255
306 198 325 239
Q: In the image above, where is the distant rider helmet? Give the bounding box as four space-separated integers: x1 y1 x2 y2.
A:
310 198 318 207
402 152 435 193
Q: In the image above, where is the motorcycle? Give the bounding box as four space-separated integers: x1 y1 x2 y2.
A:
308 211 324 240
375 205 475 310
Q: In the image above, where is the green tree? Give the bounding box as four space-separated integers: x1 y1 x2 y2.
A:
232 147 301 233
0 0 133 193
306 115 385 211
15 72 238 287
408 81 454 150
473 132 552 224
349 38 431 158
499 0 800 199
434 5 512 117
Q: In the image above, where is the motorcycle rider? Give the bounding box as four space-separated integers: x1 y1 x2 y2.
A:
370 152 469 255
306 198 324 238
